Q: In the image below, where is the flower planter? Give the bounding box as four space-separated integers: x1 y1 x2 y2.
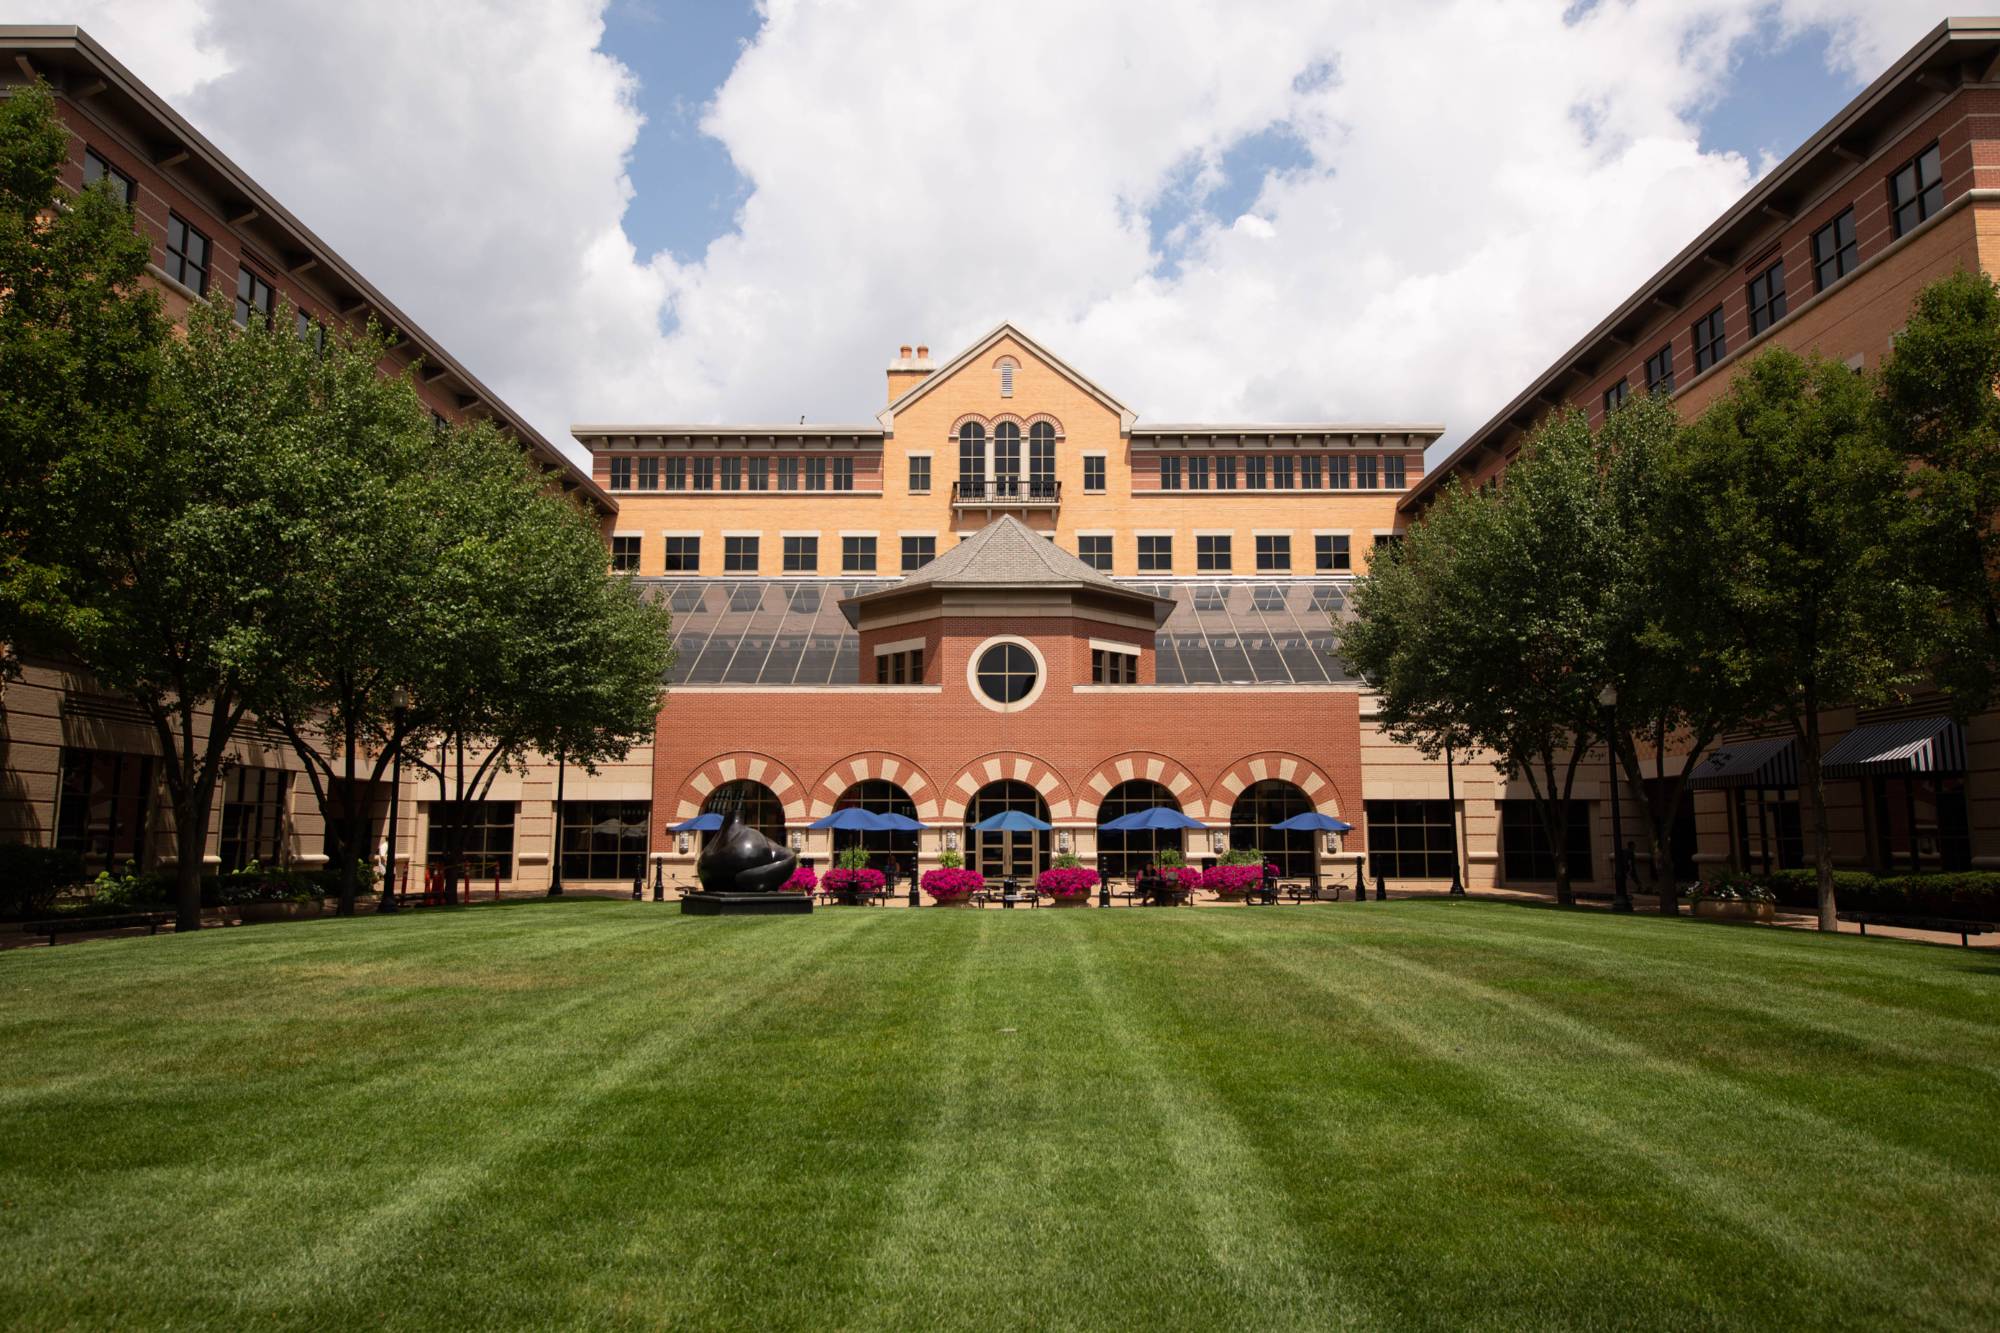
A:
1693 899 1775 924
235 899 322 925
927 892 975 908
1046 894 1090 908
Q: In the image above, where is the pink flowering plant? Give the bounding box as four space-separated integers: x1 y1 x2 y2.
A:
822 866 886 896
780 865 818 893
1200 863 1270 898
921 866 985 901
1037 866 1100 899
1150 865 1202 889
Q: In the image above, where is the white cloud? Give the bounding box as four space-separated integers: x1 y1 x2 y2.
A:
0 0 1947 464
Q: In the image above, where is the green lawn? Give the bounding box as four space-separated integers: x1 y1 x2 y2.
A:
3 901 1997 1330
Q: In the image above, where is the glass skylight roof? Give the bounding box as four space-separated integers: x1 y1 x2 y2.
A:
640 579 1356 686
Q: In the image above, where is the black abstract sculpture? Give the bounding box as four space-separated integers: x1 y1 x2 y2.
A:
681 802 812 915
697 807 797 894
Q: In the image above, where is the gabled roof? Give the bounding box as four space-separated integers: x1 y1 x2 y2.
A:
840 515 1171 624
876 322 1137 434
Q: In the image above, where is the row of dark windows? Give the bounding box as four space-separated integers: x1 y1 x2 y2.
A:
1361 800 1594 883
1133 532 1362 573
1159 453 1408 491
610 533 939 574
1090 647 1139 684
875 647 924 684
617 529 1378 575
55 750 285 873
1601 141 1946 415
607 455 857 493
86 146 345 360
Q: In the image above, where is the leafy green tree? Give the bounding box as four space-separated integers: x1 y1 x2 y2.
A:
1342 411 1616 904
0 80 167 678
255 308 443 918
1678 349 1936 930
401 424 674 904
1599 393 1759 909
1877 268 2000 711
80 301 351 931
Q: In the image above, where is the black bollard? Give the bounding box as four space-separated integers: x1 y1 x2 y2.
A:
632 874 643 901
652 859 665 901
1374 859 1387 901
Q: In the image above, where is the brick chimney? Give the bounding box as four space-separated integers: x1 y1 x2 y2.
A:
887 341 935 404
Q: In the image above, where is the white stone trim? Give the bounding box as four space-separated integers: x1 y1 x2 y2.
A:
1087 637 1140 656
965 634 1050 715
779 530 821 539
720 529 761 538
660 529 703 538
872 636 927 657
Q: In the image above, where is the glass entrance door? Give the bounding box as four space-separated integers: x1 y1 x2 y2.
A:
977 830 1042 882
965 780 1050 883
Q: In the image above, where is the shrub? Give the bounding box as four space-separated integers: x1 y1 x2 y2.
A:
822 866 885 897
1153 848 1186 869
1759 868 1876 909
1037 866 1099 898
1685 867 1773 904
921 867 984 901
781 865 818 893
1220 846 1264 867
938 848 964 869
0 843 86 917
1201 863 1268 897
833 844 871 871
1051 851 1082 869
1753 868 2000 921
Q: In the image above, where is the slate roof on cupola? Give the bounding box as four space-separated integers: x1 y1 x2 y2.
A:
840 515 1172 625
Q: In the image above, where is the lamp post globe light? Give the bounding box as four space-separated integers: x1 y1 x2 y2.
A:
1598 684 1632 913
380 686 409 914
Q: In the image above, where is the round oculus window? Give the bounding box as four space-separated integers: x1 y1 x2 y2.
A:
975 642 1038 706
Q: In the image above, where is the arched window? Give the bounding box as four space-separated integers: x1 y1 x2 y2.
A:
833 779 919 878
993 421 1021 497
704 780 786 847
966 780 1048 881
957 421 987 500
1230 780 1314 879
1028 421 1057 498
1096 780 1182 881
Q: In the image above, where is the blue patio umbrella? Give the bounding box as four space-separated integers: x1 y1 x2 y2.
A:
1271 811 1354 833
869 812 930 832
670 812 724 832
1098 807 1208 832
808 808 892 831
971 809 1053 833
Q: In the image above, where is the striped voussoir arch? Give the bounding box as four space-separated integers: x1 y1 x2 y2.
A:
673 752 811 826
1208 752 1347 821
806 752 944 822
939 753 1077 823
1073 752 1209 822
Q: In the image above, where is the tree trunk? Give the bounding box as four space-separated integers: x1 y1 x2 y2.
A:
337 713 360 917
172 802 206 933
1802 701 1837 933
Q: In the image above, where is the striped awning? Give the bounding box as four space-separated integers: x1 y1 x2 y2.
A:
1821 717 1966 779
1688 736 1798 790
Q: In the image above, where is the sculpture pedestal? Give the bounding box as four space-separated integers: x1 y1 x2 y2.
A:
680 892 813 916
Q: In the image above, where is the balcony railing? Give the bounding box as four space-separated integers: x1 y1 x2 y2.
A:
951 477 1061 508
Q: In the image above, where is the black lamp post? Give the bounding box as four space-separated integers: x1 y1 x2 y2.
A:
548 746 566 898
380 687 408 914
1445 738 1465 896
1599 684 1632 913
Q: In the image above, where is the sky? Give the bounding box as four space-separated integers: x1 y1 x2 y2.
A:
0 1 1949 469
